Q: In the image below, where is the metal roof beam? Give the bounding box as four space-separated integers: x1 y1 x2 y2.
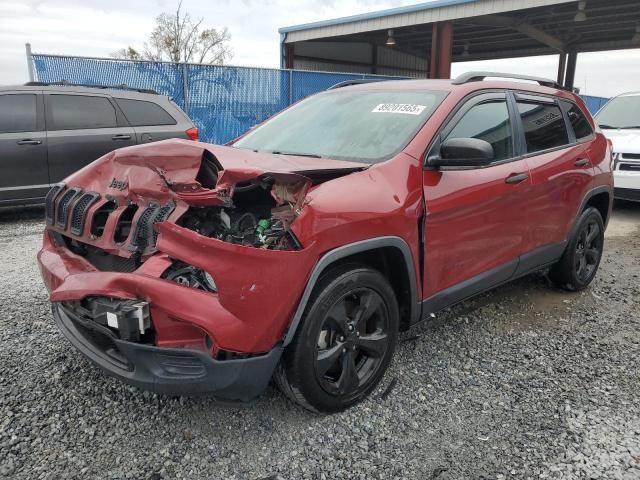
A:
461 15 565 52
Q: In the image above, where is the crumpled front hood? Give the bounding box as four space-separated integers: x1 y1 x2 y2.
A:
601 129 640 154
64 138 366 207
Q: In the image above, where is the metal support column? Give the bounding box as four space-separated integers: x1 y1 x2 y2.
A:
430 22 453 79
284 44 294 69
181 63 189 112
25 43 35 82
371 43 377 75
565 51 578 89
557 52 567 85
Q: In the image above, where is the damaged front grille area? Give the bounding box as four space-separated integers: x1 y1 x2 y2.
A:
45 184 174 254
51 232 141 273
55 188 82 228
70 192 100 235
131 202 176 251
178 175 306 250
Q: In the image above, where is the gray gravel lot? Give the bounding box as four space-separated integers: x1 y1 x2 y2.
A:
0 203 639 480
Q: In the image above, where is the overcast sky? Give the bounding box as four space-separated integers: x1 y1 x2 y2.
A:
1 0 639 98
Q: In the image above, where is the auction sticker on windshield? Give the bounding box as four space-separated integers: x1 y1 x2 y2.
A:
372 103 427 115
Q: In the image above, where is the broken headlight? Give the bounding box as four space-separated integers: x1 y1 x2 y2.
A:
163 262 217 292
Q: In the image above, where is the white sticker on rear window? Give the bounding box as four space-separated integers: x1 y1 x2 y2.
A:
372 103 427 115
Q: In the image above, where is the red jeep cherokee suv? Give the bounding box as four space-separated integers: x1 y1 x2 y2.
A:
38 72 613 412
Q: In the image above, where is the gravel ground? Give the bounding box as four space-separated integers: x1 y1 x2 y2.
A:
0 202 638 480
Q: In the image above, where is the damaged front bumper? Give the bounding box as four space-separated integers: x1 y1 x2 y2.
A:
38 226 316 398
53 302 282 399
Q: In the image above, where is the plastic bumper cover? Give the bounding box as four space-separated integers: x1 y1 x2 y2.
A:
53 303 282 400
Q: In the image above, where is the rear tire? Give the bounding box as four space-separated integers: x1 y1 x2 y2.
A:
275 264 399 413
549 207 604 291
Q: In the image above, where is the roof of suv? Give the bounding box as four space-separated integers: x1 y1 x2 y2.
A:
329 72 579 101
1 84 165 101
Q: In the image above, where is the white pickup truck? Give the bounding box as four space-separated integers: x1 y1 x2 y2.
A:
595 92 640 202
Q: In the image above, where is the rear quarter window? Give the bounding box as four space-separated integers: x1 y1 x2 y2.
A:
516 101 569 153
561 101 594 141
115 99 177 127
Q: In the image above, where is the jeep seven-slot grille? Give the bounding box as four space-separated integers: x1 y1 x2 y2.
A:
46 184 173 252
55 188 82 228
45 184 65 225
70 192 100 236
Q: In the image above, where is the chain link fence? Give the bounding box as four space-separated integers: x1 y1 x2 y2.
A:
31 54 403 144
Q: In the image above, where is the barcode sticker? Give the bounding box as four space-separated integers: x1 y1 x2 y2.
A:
372 103 427 115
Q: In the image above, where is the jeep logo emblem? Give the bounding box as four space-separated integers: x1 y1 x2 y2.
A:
109 178 128 191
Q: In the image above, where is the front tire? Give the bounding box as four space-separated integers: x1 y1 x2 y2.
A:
275 265 399 413
549 207 605 291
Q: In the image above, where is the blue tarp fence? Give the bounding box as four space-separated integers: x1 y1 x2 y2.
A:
31 54 403 144
31 54 610 143
581 95 609 115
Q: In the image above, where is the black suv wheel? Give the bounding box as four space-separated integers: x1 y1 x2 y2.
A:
549 207 605 291
275 265 399 412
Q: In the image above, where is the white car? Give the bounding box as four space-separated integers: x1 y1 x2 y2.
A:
595 92 640 202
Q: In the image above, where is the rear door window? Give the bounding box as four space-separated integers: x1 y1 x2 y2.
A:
48 95 117 130
445 99 514 161
516 101 569 153
0 94 37 133
114 99 177 126
562 101 593 141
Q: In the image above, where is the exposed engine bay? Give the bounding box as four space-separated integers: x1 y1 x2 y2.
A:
177 174 309 250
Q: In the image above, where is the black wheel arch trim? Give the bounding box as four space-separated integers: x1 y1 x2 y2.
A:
571 185 613 237
283 236 419 346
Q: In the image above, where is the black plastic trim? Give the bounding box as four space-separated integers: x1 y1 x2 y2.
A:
282 236 419 345
55 187 82 229
420 241 567 319
514 242 567 277
572 186 613 232
614 187 640 202
70 192 100 235
421 258 518 316
54 303 282 400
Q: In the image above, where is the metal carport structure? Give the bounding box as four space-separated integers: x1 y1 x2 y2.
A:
279 0 640 88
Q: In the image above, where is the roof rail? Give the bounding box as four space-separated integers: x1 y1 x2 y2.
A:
327 79 387 90
24 81 158 95
451 71 573 91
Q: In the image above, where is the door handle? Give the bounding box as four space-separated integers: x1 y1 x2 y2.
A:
574 158 589 167
17 139 42 145
505 172 529 184
111 134 131 141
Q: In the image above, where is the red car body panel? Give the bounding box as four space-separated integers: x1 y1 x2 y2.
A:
421 158 532 298
37 78 613 397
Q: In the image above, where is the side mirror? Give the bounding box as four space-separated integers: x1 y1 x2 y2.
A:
430 138 495 167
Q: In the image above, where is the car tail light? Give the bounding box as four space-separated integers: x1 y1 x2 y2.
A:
185 127 199 141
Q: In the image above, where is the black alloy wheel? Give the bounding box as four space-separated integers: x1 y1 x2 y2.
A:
550 207 605 291
314 288 390 396
574 219 602 283
275 265 399 412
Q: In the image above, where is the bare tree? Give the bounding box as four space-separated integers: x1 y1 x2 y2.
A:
112 1 232 64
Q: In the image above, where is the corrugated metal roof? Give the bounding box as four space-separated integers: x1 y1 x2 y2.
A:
280 0 575 43
279 0 479 34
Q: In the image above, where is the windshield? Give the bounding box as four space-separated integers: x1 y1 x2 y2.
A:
595 95 640 129
232 89 446 163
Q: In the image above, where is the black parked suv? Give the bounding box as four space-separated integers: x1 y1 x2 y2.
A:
0 83 197 206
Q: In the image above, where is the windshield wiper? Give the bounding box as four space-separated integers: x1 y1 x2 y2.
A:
618 126 640 130
597 124 617 129
271 151 323 158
